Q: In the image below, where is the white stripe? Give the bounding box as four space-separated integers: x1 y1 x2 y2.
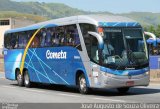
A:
0 77 5 79
93 97 126 102
58 93 81 98
1 85 16 89
58 93 125 102
24 89 45 93
0 73 5 79
149 83 160 86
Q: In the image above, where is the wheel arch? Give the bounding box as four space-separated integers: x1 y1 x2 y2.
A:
15 68 20 80
15 68 28 80
75 69 90 87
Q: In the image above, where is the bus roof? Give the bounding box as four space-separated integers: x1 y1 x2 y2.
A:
5 15 141 34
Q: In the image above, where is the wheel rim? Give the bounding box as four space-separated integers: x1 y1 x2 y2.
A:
17 73 22 82
24 73 29 85
79 77 86 92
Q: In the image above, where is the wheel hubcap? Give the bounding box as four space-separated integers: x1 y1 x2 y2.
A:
80 78 86 91
24 74 29 85
17 74 22 81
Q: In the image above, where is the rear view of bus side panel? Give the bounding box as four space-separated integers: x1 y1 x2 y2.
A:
23 47 86 86
4 49 24 80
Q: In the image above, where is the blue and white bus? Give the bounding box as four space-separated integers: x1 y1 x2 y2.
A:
4 15 149 94
145 32 160 69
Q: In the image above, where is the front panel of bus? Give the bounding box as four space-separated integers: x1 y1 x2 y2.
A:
80 23 149 88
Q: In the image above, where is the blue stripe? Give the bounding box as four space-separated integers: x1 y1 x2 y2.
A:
100 67 149 76
98 22 141 27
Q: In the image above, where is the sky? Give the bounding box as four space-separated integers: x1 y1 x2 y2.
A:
13 0 160 13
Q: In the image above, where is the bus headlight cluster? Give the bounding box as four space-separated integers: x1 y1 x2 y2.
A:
145 72 149 75
101 71 114 77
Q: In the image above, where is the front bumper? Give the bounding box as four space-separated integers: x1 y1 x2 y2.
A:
92 73 150 89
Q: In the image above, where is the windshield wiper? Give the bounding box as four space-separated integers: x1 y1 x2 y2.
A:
127 50 150 69
104 56 127 70
127 50 140 65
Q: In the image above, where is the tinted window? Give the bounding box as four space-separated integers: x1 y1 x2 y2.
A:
0 20 10 26
4 24 82 50
80 23 97 37
79 23 97 56
4 31 31 49
38 24 82 50
4 34 11 49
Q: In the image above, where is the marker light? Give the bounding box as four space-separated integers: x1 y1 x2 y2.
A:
98 27 104 36
145 72 149 75
98 27 104 33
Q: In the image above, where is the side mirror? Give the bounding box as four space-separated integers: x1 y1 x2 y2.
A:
88 31 104 49
88 31 104 65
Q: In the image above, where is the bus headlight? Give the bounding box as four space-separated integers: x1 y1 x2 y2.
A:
101 71 114 77
145 72 149 75
106 73 115 77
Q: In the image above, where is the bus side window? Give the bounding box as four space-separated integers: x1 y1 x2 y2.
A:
11 33 17 49
73 26 80 46
4 33 11 49
40 29 46 47
45 28 52 47
14 34 19 49
65 25 73 46
28 30 39 48
59 26 66 46
18 32 27 49
52 27 60 47
158 43 160 55
39 28 52 47
32 35 40 48
23 32 28 47
65 25 82 51
4 33 18 49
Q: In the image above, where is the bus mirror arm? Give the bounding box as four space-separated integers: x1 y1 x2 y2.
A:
88 31 104 65
88 31 104 49
98 49 103 65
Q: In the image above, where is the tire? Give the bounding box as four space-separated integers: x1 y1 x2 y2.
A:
117 87 130 94
24 70 32 88
78 74 89 94
16 70 24 86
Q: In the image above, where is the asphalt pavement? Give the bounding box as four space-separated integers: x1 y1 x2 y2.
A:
0 73 160 104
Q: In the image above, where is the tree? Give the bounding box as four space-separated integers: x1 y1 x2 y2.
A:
156 25 160 38
143 26 148 31
148 25 156 34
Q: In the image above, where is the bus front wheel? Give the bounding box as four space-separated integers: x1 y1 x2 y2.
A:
16 70 24 87
78 74 89 94
117 87 130 94
24 70 32 88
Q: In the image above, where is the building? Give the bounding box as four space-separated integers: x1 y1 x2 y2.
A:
0 18 35 56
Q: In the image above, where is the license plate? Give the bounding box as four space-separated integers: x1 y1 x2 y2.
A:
126 81 134 86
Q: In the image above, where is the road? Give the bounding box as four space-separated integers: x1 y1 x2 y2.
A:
0 73 160 103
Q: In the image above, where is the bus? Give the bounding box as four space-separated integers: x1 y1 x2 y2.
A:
146 35 160 69
3 15 149 94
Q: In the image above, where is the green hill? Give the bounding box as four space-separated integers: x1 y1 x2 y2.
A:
0 11 48 22
0 0 160 27
0 0 89 18
120 12 160 27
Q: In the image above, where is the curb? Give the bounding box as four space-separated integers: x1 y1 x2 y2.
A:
150 80 160 84
0 73 4 79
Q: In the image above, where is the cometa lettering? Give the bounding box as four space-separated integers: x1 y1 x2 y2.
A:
46 50 67 59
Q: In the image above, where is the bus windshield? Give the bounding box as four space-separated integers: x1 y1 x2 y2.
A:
101 28 148 69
